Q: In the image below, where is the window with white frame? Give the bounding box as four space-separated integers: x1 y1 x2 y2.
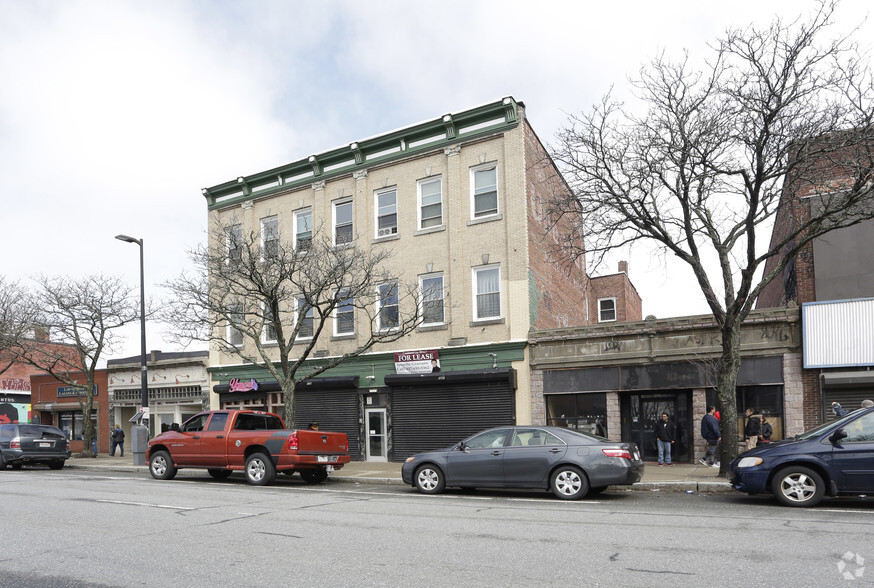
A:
474 265 501 320
598 298 617 322
377 281 399 331
263 300 279 343
334 290 354 336
418 177 442 229
471 164 498 218
226 223 243 265
261 215 279 259
420 273 445 325
294 208 312 251
297 298 314 339
334 200 353 245
375 188 398 238
227 303 243 346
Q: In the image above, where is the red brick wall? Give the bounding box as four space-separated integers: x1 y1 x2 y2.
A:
587 271 642 323
524 120 592 328
30 370 111 453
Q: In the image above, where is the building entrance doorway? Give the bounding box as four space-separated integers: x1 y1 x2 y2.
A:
365 408 387 462
624 391 692 463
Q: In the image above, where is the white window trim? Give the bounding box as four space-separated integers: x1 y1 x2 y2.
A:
262 301 278 344
470 163 499 220
295 297 314 341
333 199 353 246
417 176 443 230
293 207 312 251
374 187 398 239
377 280 400 332
225 224 242 265
333 290 355 337
472 264 502 321
419 272 445 326
260 215 278 260
598 298 617 323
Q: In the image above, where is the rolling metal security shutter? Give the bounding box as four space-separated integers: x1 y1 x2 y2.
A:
294 378 362 460
388 368 516 461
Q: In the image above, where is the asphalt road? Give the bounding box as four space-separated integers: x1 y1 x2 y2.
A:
1 468 872 587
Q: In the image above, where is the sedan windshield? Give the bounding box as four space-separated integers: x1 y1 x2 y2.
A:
795 412 860 440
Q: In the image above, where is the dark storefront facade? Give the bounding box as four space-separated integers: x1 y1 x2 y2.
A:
530 308 802 463
210 342 524 462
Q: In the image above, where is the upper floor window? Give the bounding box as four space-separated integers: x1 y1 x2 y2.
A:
294 208 312 251
420 273 445 325
375 188 398 238
598 298 617 322
377 281 399 331
474 265 501 320
262 300 279 343
334 200 353 245
334 290 354 336
418 177 442 229
226 223 243 265
261 215 278 259
297 298 314 340
471 164 498 218
227 302 243 346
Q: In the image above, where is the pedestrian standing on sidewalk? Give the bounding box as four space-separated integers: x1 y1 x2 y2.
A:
110 424 125 457
655 412 676 466
699 406 720 467
744 408 762 451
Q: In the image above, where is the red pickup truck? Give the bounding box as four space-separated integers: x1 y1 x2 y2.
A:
146 410 351 486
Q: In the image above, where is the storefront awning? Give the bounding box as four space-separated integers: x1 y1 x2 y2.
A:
33 402 100 412
821 370 874 388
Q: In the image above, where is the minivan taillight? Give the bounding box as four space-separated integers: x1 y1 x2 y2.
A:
288 431 299 451
602 448 632 460
10 437 21 449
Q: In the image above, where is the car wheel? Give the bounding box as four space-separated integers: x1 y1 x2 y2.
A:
414 464 445 495
771 466 825 507
0 454 6 470
149 450 177 481
551 465 589 500
11 463 23 470
48 461 65 470
207 468 233 480
245 453 276 486
300 468 329 484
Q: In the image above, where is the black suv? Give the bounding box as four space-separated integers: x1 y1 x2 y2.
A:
0 424 71 470
729 406 874 507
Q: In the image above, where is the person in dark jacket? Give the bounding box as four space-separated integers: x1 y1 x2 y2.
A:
110 424 125 457
832 400 874 417
744 408 762 451
655 412 676 466
699 406 721 467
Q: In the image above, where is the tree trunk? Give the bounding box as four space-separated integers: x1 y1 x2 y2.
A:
715 327 741 475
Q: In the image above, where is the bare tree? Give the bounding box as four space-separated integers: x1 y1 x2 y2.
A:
13 275 140 456
0 276 36 376
548 1 874 471
162 218 423 426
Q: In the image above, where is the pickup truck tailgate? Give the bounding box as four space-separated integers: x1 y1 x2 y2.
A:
297 430 349 458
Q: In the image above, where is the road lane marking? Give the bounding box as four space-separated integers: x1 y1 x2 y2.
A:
96 499 196 510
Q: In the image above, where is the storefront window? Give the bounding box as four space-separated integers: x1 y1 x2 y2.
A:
736 385 784 441
546 393 607 437
58 411 97 441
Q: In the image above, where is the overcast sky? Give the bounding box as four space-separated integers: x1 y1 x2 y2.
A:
1 0 871 360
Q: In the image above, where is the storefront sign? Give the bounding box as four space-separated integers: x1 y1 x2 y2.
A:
394 349 440 374
229 378 259 392
57 385 97 397
1 378 31 392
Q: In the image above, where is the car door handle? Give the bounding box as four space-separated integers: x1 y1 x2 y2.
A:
549 448 562 453
216 435 224 439
491 451 502 456
193 436 200 439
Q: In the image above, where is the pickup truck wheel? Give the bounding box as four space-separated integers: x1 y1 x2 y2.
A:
48 460 65 470
207 468 232 480
149 450 177 480
771 466 825 507
300 468 329 484
414 464 445 494
245 453 276 486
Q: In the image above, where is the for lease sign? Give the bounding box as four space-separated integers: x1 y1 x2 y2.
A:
394 349 439 374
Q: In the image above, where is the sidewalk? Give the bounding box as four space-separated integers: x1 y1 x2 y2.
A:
65 454 733 493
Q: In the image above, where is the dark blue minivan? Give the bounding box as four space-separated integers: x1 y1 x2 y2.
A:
729 406 874 507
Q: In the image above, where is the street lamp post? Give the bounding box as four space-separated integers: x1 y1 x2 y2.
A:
116 234 149 466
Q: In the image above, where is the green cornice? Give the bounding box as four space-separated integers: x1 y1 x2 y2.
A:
202 97 522 210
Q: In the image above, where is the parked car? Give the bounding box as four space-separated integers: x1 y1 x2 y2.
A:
0 424 71 470
729 406 874 507
401 426 644 500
